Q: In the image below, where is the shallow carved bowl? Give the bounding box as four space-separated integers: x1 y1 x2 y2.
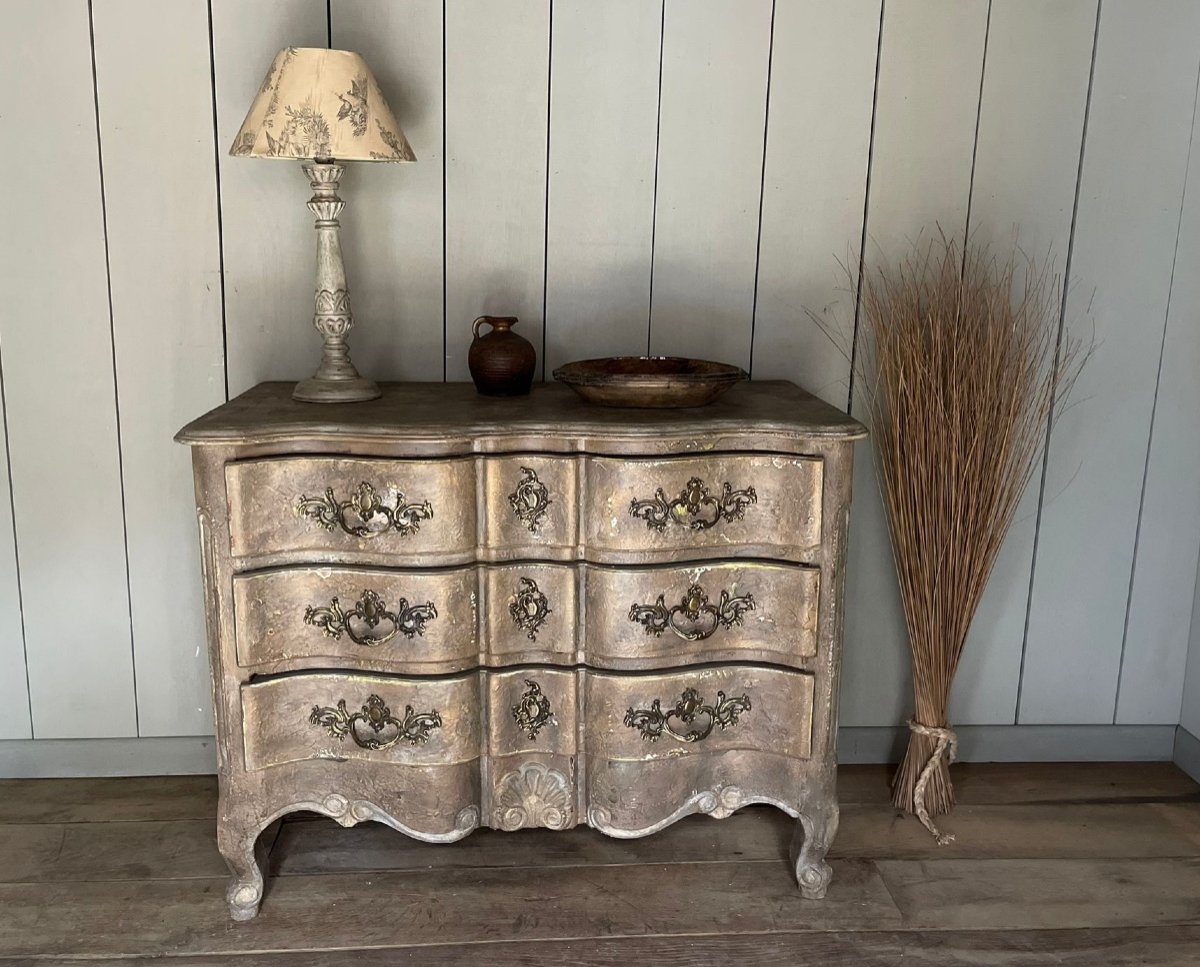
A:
552 356 748 408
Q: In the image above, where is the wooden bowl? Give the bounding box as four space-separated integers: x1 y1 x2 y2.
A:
552 356 748 408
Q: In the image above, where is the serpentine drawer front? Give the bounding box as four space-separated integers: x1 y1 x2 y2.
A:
232 560 820 674
240 664 812 788
177 380 864 920
226 451 822 569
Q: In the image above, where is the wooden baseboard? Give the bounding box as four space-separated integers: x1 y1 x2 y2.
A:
0 725 1180 778
1174 726 1200 782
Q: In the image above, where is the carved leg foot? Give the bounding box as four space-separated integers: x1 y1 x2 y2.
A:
791 801 839 899
217 821 267 921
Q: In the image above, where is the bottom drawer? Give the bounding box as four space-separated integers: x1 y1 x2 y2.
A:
238 664 818 834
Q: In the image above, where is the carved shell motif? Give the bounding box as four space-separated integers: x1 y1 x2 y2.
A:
493 762 572 831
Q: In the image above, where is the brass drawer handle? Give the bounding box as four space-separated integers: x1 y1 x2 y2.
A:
629 476 756 532
511 679 554 740
304 590 437 646
629 583 755 641
509 577 551 641
309 694 442 749
295 480 433 539
508 466 552 532
624 687 751 743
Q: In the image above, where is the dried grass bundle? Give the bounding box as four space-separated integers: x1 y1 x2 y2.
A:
854 233 1082 840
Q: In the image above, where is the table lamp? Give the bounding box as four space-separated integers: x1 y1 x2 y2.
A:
230 47 415 402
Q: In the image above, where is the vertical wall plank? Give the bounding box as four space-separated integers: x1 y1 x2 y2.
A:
92 0 226 736
750 0 880 405
1118 58 1200 724
213 0 328 396
647 0 773 369
1021 0 1200 723
0 0 136 737
542 0 661 372
840 0 989 728
949 0 1097 725
445 0 549 380
0 409 27 738
1182 555 1200 737
332 0 445 382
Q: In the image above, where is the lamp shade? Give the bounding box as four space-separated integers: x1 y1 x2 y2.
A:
230 47 415 162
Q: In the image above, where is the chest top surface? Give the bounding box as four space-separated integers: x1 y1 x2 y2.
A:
175 380 866 450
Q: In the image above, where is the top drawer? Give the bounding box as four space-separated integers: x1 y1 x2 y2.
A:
228 457 477 567
226 452 823 567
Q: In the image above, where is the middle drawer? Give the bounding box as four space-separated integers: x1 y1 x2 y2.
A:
234 560 819 674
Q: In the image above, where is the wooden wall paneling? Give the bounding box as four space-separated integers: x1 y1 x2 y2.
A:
647 0 774 369
542 0 662 372
0 407 27 738
749 0 881 405
1118 54 1200 724
212 0 329 397
840 0 990 727
1021 0 1200 724
92 0 226 737
330 0 445 382
0 0 137 737
949 0 1098 726
444 0 550 381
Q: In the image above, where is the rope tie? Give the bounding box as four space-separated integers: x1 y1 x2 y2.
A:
908 719 958 845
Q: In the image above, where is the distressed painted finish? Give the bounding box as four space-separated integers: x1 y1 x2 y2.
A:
180 380 862 918
232 560 820 674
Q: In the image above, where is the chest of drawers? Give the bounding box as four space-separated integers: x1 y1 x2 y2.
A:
177 380 865 920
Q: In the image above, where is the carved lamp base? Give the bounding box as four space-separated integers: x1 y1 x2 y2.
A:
294 161 381 405
293 373 380 403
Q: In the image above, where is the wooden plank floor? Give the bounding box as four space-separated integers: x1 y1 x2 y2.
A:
0 763 1198 965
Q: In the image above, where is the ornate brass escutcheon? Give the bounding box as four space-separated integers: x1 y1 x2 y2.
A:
623 688 751 743
629 476 757 532
295 480 433 539
511 679 554 740
309 694 442 749
629 583 755 641
508 466 552 532
304 590 437 646
509 577 551 641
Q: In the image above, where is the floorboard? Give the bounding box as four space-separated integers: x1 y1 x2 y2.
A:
36 926 1200 967
0 775 216 823
0 861 898 958
1 763 1198 964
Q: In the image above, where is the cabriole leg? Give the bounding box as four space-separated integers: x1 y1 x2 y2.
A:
790 799 839 899
217 819 268 921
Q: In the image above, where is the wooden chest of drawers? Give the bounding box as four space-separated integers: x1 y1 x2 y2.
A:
177 380 865 920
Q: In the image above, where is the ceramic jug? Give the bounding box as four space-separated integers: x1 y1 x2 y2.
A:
468 316 536 396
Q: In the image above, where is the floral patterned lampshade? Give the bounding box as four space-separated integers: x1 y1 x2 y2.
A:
230 47 415 163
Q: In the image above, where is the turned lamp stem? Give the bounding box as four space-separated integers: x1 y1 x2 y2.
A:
292 161 380 403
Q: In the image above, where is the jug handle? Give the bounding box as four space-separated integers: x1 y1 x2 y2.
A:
472 316 493 340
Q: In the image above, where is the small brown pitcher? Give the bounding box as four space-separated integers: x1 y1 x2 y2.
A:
468 316 536 396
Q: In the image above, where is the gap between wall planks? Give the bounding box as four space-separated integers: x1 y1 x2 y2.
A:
0 0 1199 743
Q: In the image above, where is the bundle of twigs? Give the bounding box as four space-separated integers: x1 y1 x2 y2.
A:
854 233 1082 841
